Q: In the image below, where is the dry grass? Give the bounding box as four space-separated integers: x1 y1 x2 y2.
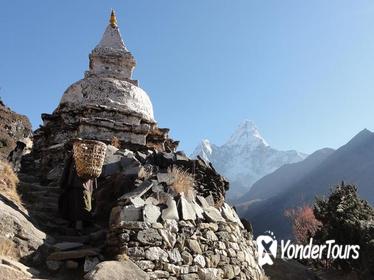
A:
0 160 21 206
0 238 18 259
116 253 129 262
167 167 195 201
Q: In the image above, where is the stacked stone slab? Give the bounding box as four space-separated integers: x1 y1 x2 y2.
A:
100 145 266 280
32 11 178 179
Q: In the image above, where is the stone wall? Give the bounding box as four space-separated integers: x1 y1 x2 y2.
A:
32 104 178 181
107 211 265 280
101 146 266 280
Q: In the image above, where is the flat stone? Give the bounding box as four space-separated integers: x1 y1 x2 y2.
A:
223 265 235 279
198 268 224 280
204 207 225 223
145 247 168 262
193 255 206 268
129 197 145 208
151 222 163 229
181 273 200 280
47 248 99 261
122 205 143 222
163 263 182 275
205 230 218 241
117 221 149 230
181 251 193 265
118 181 153 201
127 247 145 258
176 153 190 162
53 242 84 251
196 196 210 209
143 204 161 223
181 196 196 221
136 151 147 162
205 195 215 207
221 203 243 228
168 248 183 263
206 254 220 268
180 265 190 274
189 265 199 273
164 219 179 233
159 229 176 248
187 239 202 255
84 260 150 280
199 223 218 231
151 182 164 193
191 201 204 219
137 228 162 245
145 196 159 205
161 197 179 221
148 270 170 279
136 260 155 271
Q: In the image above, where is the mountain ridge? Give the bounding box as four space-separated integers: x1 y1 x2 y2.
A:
192 120 307 201
241 128 374 239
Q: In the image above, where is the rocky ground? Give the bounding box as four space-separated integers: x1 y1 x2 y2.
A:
0 99 32 161
0 142 268 280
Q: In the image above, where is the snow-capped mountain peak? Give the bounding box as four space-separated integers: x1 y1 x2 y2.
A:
192 139 214 162
191 120 307 202
225 120 269 148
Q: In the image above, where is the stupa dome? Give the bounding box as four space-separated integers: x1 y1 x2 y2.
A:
59 77 154 122
57 10 155 122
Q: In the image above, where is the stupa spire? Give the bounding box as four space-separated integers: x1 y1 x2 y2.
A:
110 9 118 28
86 10 137 81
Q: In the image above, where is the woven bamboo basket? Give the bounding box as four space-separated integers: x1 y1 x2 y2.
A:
73 140 107 178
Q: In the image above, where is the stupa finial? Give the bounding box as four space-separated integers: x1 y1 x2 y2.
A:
110 9 118 28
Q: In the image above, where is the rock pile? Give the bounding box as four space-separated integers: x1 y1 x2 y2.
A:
0 99 32 161
100 145 265 280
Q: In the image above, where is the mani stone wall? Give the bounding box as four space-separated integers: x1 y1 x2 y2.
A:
107 204 266 279
106 185 266 280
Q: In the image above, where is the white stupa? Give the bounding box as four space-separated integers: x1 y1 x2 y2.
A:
58 10 154 122
34 11 178 178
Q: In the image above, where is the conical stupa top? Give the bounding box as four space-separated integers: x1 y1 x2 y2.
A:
110 9 118 27
95 10 127 51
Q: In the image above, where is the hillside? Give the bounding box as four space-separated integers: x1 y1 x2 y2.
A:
241 129 374 239
0 98 32 160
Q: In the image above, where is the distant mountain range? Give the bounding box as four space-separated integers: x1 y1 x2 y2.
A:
238 129 374 239
192 120 307 201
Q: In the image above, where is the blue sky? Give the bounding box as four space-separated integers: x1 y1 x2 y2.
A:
1 1 374 154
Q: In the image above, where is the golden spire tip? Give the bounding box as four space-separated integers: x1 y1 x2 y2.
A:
110 9 118 28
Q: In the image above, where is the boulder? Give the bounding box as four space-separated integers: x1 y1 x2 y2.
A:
0 256 39 278
84 260 150 280
0 263 31 280
0 199 46 258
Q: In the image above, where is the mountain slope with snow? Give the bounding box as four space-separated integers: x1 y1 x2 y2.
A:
192 120 307 201
242 129 374 239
